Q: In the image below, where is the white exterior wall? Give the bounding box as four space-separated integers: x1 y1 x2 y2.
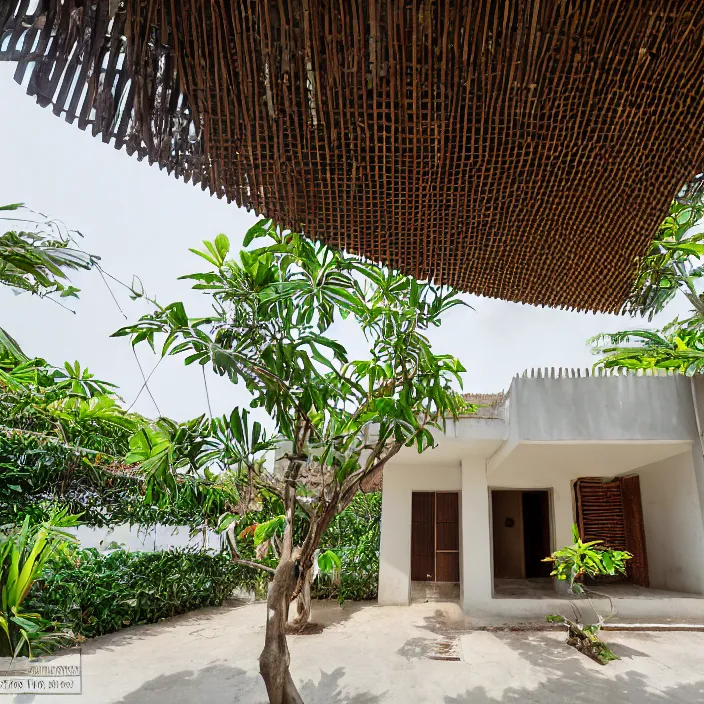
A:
378 463 461 605
639 450 704 594
509 374 699 443
378 457 591 608
378 373 704 620
70 524 223 552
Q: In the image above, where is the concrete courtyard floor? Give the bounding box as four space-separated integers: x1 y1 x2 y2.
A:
9 600 704 703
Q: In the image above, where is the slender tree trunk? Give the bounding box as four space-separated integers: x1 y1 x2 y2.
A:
292 568 312 625
258 557 304 703
259 477 304 703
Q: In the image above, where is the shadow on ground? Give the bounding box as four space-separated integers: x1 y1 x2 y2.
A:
417 607 468 635
111 663 382 704
80 601 253 655
445 633 704 704
114 663 256 704
305 601 370 629
397 636 435 660
299 667 385 704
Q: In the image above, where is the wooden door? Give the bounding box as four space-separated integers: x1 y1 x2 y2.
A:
621 475 649 587
411 492 460 583
411 492 435 581
435 493 460 582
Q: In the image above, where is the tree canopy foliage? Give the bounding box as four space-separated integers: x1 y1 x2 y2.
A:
592 192 704 374
115 219 471 701
0 202 96 359
115 221 470 553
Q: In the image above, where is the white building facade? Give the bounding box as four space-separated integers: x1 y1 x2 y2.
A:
378 370 704 623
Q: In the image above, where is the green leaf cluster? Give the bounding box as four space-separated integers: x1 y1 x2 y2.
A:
542 524 632 595
0 202 94 300
311 492 382 602
113 221 472 565
593 190 704 375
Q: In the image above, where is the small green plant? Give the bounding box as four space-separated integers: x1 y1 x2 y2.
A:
542 524 632 594
546 613 620 665
0 509 79 658
543 524 632 665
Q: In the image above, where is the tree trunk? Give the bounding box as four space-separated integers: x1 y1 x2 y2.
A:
258 557 304 704
292 568 312 625
259 473 305 704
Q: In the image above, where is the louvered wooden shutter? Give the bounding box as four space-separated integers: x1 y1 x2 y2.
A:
574 478 626 549
574 476 649 587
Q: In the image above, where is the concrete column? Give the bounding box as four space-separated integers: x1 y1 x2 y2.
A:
378 468 412 605
461 457 492 611
552 476 575 550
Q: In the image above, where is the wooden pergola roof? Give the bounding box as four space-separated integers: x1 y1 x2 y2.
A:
2 1 704 312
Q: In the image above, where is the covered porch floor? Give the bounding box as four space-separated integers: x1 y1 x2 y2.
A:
494 578 703 600
463 578 704 626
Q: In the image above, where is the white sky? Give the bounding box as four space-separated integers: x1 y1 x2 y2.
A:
0 65 689 422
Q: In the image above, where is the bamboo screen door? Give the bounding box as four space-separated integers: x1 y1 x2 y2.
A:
411 492 460 582
574 475 649 587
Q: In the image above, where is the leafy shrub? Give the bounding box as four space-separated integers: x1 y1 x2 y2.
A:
27 548 258 640
542 523 632 594
312 492 381 602
0 510 78 657
543 525 633 666
19 493 381 649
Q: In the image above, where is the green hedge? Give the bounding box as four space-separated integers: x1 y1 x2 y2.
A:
26 492 382 643
313 492 381 602
28 548 262 640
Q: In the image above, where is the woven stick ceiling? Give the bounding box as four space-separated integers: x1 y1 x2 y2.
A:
2 1 704 312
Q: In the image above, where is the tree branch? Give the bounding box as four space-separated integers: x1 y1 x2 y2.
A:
340 439 402 505
255 476 313 518
0 424 108 458
233 557 276 575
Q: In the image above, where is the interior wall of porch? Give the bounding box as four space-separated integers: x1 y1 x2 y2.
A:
488 465 576 555
639 450 704 595
378 463 461 605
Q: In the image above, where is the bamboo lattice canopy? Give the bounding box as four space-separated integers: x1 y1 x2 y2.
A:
2 1 704 312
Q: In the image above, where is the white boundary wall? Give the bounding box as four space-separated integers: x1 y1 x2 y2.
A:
70 524 223 553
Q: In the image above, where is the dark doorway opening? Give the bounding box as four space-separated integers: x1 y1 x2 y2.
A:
522 491 552 578
491 489 552 579
411 492 460 583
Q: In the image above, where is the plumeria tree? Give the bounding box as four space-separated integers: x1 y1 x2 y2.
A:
114 219 470 703
592 191 704 373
